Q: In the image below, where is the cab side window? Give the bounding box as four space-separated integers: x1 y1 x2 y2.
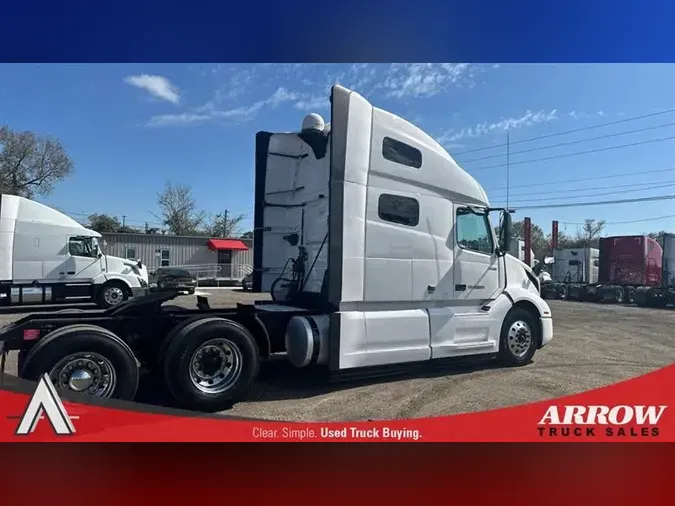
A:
69 237 96 258
456 208 494 254
378 194 419 227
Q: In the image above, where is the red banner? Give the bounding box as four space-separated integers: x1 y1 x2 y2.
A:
0 364 673 442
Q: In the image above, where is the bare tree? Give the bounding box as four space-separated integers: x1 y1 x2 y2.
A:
155 181 205 235
205 212 245 237
576 218 606 247
0 126 74 198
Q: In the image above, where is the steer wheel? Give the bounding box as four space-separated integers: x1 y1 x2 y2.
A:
97 282 129 309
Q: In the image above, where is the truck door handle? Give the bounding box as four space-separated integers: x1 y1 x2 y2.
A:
427 285 436 294
59 272 65 275
455 284 466 291
488 267 497 271
67 271 75 275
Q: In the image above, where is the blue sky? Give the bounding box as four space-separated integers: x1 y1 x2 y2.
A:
2 63 675 238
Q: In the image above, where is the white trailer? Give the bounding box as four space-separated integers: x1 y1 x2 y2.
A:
0 195 149 308
0 85 553 410
551 248 599 284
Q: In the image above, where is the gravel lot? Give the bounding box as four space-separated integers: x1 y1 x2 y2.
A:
1 291 673 421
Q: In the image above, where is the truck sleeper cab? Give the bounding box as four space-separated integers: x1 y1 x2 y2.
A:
0 85 553 413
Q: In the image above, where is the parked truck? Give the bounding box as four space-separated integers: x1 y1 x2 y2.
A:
0 194 149 309
0 85 553 412
542 234 675 307
508 239 551 283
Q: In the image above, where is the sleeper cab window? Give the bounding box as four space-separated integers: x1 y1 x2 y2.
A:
378 193 419 227
382 137 422 169
456 208 494 254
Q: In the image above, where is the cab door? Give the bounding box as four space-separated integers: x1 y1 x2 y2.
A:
65 237 103 282
452 207 500 304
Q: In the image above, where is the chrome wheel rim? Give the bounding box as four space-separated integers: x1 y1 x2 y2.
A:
104 286 124 306
189 339 243 394
49 352 117 398
507 320 533 358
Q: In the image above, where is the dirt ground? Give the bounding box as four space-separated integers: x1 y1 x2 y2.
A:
1 290 673 421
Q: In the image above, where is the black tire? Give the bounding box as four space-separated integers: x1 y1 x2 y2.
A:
557 284 569 300
497 308 539 367
614 286 624 304
19 324 139 401
96 281 129 309
241 281 249 291
17 349 29 373
162 317 260 412
155 316 208 370
625 287 636 304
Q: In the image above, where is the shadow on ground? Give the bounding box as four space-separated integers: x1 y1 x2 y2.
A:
135 356 502 412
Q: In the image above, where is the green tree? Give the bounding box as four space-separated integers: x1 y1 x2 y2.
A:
87 213 121 233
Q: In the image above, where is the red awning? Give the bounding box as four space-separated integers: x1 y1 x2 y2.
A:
207 239 249 251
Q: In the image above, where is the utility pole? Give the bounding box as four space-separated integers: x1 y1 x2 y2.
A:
223 209 228 237
506 132 510 211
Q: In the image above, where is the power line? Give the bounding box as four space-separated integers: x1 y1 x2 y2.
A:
485 166 675 193
493 182 675 204
452 106 675 156
470 134 675 172
561 214 675 226
459 120 675 163
491 178 675 199
514 193 675 211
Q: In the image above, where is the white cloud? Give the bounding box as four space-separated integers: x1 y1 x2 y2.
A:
146 113 210 127
439 109 559 144
267 87 300 107
124 74 180 104
379 63 475 99
569 110 606 120
137 63 494 128
294 94 330 111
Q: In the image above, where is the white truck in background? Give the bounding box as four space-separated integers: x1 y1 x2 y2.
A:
509 239 551 282
0 194 149 309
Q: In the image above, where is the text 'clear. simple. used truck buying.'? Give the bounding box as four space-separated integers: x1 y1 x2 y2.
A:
0 195 150 309
0 86 553 412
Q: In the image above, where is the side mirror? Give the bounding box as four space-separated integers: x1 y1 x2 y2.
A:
497 211 512 256
533 256 555 275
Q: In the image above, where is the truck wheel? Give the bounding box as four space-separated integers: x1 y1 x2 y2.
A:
97 282 129 309
19 324 139 401
614 287 625 304
625 287 636 304
162 317 260 412
557 284 569 300
498 308 539 367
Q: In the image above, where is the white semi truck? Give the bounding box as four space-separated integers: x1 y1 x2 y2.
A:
509 239 551 282
0 85 553 411
0 194 149 309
